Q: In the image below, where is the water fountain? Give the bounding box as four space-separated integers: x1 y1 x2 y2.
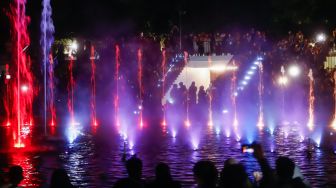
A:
90 45 98 127
9 0 35 148
48 55 56 127
67 52 76 128
331 71 336 131
257 61 264 130
231 61 239 140
307 69 314 131
114 45 120 128
41 0 55 132
161 50 167 127
3 64 11 127
207 56 213 127
137 49 144 128
184 52 191 127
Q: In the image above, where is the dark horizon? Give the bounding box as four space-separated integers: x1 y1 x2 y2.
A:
1 0 336 36
1 0 336 65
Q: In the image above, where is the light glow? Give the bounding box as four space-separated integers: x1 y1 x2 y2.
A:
278 76 288 85
288 65 301 77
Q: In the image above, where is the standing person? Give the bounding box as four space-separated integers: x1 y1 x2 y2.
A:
204 34 211 55
193 35 199 55
147 163 181 188
113 156 146 188
198 34 204 55
197 86 207 106
197 85 208 122
178 82 187 107
252 143 309 188
188 81 197 106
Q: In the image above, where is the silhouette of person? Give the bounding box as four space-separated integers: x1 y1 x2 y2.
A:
148 163 181 188
197 86 207 106
193 160 218 188
49 169 75 188
219 159 252 188
178 82 187 106
252 143 308 188
188 82 197 106
113 156 146 188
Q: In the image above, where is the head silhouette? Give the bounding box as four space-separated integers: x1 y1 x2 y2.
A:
155 163 172 182
8 165 23 186
276 157 295 180
50 168 73 188
220 163 250 188
193 160 218 187
179 82 183 86
126 156 142 180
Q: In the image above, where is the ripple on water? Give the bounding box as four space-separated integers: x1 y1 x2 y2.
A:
0 125 335 187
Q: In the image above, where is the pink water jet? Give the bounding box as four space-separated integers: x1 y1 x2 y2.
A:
114 45 120 127
90 46 98 127
137 49 144 128
48 54 56 127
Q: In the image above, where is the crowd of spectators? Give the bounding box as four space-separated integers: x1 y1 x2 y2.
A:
0 143 310 188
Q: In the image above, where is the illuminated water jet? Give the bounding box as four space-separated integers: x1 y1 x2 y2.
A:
137 49 144 128
231 61 239 136
207 56 213 127
114 45 120 127
9 0 35 148
331 71 336 131
184 52 190 126
3 64 11 127
48 55 56 127
90 45 98 127
257 61 264 130
67 55 76 134
161 50 167 127
307 69 314 131
41 0 55 132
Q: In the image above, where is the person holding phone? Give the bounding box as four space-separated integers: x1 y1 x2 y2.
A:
251 142 309 188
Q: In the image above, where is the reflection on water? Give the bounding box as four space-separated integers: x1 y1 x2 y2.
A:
0 125 335 188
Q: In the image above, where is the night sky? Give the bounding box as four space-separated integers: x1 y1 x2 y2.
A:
1 0 336 58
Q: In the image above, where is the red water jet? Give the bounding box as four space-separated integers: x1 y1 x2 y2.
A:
48 54 56 127
90 46 98 127
8 0 35 148
67 56 75 126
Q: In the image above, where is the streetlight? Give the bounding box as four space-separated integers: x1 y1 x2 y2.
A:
316 33 326 43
